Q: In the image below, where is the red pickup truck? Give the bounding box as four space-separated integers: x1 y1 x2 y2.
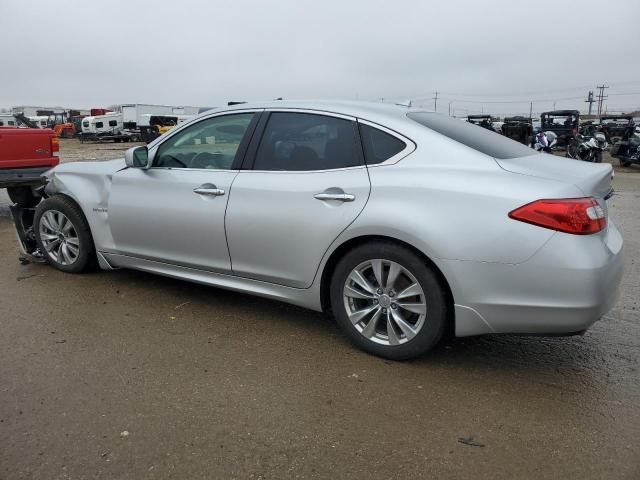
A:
0 127 59 206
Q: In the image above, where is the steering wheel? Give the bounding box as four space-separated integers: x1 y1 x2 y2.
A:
191 151 225 169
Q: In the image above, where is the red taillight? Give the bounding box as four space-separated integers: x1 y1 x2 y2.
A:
509 198 606 235
51 136 60 157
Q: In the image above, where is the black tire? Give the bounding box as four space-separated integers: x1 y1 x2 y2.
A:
34 195 96 273
595 151 603 163
7 186 41 208
330 241 448 360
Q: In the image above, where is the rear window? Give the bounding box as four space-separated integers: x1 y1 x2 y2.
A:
407 112 534 159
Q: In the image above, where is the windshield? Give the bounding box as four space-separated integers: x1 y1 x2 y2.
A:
407 112 534 159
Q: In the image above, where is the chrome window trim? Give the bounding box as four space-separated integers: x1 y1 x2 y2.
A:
241 165 368 175
356 118 416 167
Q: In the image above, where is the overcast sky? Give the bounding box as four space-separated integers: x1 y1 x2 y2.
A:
2 0 639 116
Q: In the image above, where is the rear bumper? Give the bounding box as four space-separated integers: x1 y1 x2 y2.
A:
443 221 624 336
0 167 49 189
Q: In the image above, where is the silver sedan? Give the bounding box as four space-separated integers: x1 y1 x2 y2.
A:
24 101 623 359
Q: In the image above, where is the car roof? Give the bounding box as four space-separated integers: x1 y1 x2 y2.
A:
203 100 425 125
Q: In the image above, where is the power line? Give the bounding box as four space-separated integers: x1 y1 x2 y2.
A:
436 95 584 104
407 80 640 102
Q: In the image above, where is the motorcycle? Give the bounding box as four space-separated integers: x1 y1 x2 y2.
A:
566 126 607 163
531 130 558 153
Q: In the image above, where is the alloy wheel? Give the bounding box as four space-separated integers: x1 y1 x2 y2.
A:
39 210 80 266
343 259 427 346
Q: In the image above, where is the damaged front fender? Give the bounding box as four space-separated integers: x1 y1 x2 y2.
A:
43 159 127 253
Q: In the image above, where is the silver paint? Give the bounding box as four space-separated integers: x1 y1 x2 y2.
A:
41 100 624 338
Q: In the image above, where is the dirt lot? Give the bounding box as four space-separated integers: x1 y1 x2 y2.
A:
0 140 639 479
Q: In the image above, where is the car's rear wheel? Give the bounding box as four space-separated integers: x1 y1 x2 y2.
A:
34 196 95 273
330 242 448 360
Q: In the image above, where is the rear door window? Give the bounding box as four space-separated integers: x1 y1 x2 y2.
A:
253 112 362 171
407 112 534 159
358 123 407 164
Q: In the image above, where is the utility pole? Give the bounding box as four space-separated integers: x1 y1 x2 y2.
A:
596 84 609 118
529 101 533 121
448 101 452 116
585 91 595 115
433 91 439 112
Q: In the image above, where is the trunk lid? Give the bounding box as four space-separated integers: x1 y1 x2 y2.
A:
494 153 613 199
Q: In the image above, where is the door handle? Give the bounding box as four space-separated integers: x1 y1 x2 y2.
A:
313 192 355 202
194 184 225 196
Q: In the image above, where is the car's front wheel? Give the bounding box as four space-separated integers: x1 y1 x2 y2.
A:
330 242 448 360
34 195 96 273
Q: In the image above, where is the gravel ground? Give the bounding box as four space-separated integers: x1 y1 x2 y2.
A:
0 139 639 479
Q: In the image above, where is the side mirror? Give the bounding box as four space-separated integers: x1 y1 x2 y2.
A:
125 146 150 168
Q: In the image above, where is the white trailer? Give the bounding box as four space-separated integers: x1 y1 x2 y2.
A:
0 114 19 127
119 104 203 129
119 104 175 129
79 112 135 143
81 112 123 135
28 116 50 128
171 106 201 116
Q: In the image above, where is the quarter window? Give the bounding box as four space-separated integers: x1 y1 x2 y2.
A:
359 123 407 164
253 112 361 171
154 113 254 169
